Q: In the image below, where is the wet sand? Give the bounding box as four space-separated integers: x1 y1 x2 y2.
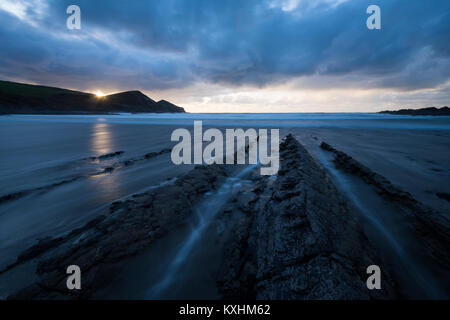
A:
0 114 449 299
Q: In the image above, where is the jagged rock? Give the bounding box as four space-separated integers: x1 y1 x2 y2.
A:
320 141 450 272
0 148 172 206
379 106 450 116
217 135 398 299
8 165 228 299
6 136 410 300
436 193 450 203
96 151 125 161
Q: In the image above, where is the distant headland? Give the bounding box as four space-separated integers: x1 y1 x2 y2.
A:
379 106 450 116
0 80 185 114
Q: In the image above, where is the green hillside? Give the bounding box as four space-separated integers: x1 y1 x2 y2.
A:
0 80 185 114
0 80 82 98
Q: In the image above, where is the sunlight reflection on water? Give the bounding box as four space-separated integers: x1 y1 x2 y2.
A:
89 121 122 200
91 122 112 155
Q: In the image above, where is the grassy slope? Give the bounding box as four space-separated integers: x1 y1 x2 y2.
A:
0 80 85 98
0 80 185 113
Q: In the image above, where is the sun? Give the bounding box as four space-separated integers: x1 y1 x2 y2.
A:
94 91 106 97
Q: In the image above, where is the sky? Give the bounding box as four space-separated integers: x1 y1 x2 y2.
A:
0 0 449 113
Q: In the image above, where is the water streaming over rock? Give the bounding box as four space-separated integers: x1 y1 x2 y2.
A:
318 150 446 299
147 164 257 298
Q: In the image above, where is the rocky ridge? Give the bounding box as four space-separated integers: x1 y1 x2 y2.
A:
215 134 398 299
4 135 401 299
320 141 450 273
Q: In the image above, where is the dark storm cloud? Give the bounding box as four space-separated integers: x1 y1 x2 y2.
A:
0 0 449 91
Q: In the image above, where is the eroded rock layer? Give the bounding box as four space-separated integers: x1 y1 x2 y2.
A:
8 165 229 299
216 135 397 299
320 141 450 272
7 135 399 299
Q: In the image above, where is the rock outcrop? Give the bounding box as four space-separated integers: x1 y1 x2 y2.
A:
6 135 402 299
320 141 450 272
7 165 228 299
379 106 450 116
216 135 398 299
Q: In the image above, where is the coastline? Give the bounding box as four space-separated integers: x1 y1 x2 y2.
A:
0 115 449 299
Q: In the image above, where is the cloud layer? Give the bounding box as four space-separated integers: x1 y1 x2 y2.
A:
0 0 449 111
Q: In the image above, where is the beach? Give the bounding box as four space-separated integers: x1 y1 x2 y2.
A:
0 113 449 299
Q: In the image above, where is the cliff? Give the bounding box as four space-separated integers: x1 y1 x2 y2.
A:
0 80 185 114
